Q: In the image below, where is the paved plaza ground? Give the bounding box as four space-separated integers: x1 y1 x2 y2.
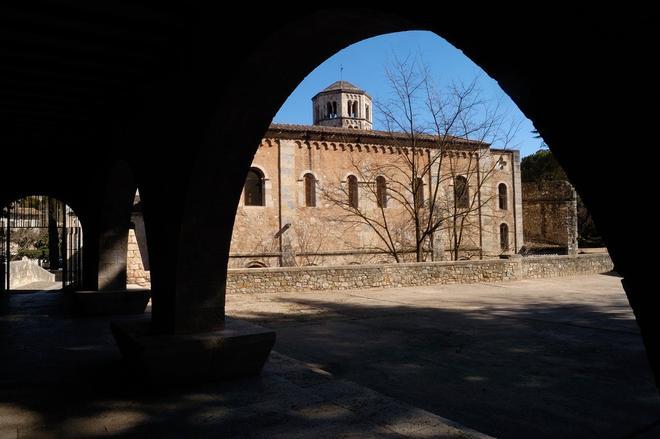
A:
226 274 660 438
1 273 658 438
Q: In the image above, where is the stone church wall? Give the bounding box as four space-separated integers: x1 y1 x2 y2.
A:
229 127 522 268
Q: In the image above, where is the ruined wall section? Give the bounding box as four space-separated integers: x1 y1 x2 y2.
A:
522 180 577 255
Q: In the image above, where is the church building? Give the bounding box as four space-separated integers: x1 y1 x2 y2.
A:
229 81 524 268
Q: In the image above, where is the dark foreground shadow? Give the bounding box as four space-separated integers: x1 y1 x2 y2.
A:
229 278 660 439
1 283 659 438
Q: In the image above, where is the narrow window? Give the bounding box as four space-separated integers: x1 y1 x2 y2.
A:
500 223 509 251
352 101 358 118
244 168 265 206
498 183 508 210
454 176 469 209
376 176 387 208
347 100 352 117
415 177 424 207
348 175 359 208
332 101 337 118
326 102 332 119
365 104 370 121
304 173 316 207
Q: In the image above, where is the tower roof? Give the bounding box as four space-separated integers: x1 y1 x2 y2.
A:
312 80 368 99
322 80 363 92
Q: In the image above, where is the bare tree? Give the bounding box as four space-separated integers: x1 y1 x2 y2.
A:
290 218 327 266
321 56 518 262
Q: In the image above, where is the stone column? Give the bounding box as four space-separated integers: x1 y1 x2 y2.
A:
566 185 578 256
512 151 524 253
429 151 445 261
97 161 136 291
279 139 297 267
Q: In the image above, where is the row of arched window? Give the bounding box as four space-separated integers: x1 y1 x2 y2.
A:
244 168 509 212
313 102 371 122
326 102 338 119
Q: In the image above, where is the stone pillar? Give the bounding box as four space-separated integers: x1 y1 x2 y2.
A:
97 161 136 291
566 187 578 256
512 151 524 253
429 152 445 261
477 149 492 257
279 139 297 267
98 226 129 290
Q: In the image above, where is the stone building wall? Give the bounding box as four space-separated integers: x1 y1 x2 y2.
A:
229 124 521 268
522 180 578 255
226 253 613 295
126 228 150 287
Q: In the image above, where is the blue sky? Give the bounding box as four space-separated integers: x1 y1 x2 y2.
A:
273 31 544 158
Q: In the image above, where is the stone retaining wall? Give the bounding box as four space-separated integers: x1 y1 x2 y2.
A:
8 257 56 289
226 253 613 294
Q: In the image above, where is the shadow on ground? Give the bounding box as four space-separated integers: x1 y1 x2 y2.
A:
226 275 660 439
0 290 488 438
2 276 659 438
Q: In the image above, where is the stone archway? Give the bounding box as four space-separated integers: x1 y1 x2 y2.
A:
169 7 658 384
1 195 82 291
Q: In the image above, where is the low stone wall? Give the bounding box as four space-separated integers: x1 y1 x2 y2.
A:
8 257 56 289
226 253 613 295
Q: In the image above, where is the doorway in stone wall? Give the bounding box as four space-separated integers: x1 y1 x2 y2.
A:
0 195 82 291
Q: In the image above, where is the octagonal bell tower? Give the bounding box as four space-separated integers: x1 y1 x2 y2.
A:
311 81 373 130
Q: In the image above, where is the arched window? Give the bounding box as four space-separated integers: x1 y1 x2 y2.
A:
454 176 469 209
326 102 332 118
352 101 358 118
347 100 353 117
498 183 508 210
365 104 370 121
500 223 509 251
415 177 424 207
348 175 358 208
332 101 337 118
376 176 387 208
304 173 316 207
244 168 265 206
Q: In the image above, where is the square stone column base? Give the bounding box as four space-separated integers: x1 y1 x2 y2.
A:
110 317 276 382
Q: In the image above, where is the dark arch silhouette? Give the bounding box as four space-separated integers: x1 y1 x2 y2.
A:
176 10 658 389
1 5 656 387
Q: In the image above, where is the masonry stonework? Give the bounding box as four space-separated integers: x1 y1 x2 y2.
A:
522 181 578 255
126 228 150 287
229 81 523 268
226 253 613 294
